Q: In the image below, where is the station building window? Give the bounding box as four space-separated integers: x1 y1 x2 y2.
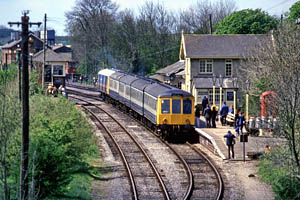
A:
227 91 234 101
225 60 232 77
44 65 51 82
197 90 208 104
209 89 224 104
199 60 213 74
53 65 63 75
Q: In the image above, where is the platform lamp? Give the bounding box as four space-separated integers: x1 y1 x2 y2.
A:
245 79 251 123
218 74 223 115
232 77 238 115
212 74 217 105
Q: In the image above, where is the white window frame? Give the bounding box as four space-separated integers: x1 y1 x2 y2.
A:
225 60 232 77
199 60 213 74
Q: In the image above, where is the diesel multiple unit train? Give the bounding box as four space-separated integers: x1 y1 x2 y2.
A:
97 69 195 137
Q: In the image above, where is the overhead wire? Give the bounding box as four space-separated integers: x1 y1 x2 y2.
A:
265 0 295 12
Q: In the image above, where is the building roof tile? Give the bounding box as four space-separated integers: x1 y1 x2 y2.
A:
183 34 272 58
156 60 185 76
33 49 71 62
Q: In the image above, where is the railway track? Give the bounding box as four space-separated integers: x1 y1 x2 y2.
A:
72 95 170 199
67 84 223 200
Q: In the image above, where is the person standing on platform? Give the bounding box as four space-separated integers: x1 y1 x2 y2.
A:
237 112 245 135
195 105 201 128
224 130 236 159
203 104 211 128
201 96 209 116
220 102 229 126
211 106 218 128
229 105 234 114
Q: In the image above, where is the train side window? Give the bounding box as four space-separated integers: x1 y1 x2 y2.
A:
125 85 130 96
119 83 124 93
161 100 170 114
172 99 181 114
183 99 192 114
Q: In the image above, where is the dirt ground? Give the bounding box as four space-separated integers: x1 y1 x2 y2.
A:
195 144 275 200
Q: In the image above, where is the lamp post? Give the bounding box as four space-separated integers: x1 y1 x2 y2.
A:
232 77 238 115
212 74 217 105
219 75 223 119
245 80 251 123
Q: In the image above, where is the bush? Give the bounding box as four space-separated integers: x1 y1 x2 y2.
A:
30 95 98 198
257 147 300 200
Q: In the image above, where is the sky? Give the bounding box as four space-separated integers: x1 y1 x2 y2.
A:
0 0 298 36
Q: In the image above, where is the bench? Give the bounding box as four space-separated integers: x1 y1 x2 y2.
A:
226 113 235 126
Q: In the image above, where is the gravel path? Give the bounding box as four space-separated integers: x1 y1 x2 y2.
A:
194 144 275 200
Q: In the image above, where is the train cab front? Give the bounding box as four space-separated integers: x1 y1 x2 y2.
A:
157 95 195 134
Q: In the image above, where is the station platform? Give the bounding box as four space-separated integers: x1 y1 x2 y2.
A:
195 118 284 161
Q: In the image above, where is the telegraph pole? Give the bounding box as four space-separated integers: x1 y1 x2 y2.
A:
43 13 47 88
8 11 41 200
18 50 22 102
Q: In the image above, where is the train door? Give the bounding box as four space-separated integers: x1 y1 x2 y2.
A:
104 76 108 94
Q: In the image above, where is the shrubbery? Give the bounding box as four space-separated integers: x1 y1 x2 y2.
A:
257 146 300 200
1 66 99 199
30 95 98 198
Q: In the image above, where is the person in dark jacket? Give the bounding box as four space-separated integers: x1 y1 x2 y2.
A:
195 105 201 118
211 106 218 128
237 112 245 135
224 130 236 159
235 108 241 127
195 105 201 128
201 96 209 116
203 104 211 128
220 102 229 126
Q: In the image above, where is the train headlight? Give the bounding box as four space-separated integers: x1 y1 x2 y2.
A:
186 119 190 125
163 118 168 124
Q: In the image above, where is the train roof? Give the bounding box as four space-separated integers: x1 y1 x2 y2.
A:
159 89 194 98
145 83 193 98
119 74 139 85
97 68 116 76
110 71 126 80
131 78 153 90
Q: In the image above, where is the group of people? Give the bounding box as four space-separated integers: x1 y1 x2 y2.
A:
198 96 232 129
46 84 67 97
197 96 246 134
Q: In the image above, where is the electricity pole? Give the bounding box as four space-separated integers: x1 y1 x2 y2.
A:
8 11 41 200
43 13 47 88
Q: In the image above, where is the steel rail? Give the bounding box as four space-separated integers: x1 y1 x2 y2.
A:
187 142 224 200
160 141 194 200
81 105 138 200
71 95 170 200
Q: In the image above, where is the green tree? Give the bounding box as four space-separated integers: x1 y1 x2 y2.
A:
287 1 300 22
215 9 278 34
243 23 300 199
0 65 21 200
29 96 97 198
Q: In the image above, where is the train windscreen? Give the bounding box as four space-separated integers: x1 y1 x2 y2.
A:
161 100 170 114
172 99 181 114
183 99 192 114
